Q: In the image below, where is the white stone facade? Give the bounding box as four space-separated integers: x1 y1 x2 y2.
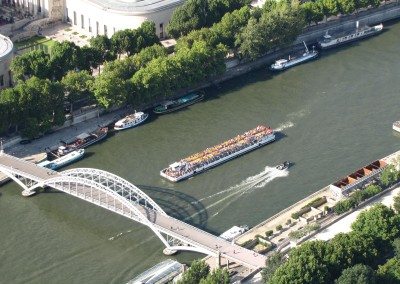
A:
0 34 13 90
1 0 186 38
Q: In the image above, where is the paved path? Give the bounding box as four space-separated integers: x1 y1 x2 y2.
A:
0 152 266 270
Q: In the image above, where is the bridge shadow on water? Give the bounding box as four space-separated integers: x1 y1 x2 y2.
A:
138 185 210 230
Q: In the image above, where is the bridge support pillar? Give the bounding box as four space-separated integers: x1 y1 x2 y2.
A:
216 251 221 268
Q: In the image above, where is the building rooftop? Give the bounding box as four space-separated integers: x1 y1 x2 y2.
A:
86 0 186 15
0 34 13 59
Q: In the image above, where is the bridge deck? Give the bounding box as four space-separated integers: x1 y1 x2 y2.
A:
0 153 266 269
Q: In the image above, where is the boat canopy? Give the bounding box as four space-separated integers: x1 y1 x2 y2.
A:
76 133 91 140
275 59 287 65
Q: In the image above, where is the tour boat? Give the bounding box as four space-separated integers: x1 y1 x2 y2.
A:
276 161 290 170
114 111 149 131
270 41 318 71
38 149 85 170
160 125 276 182
153 92 204 114
318 22 383 50
393 121 400 133
47 127 108 159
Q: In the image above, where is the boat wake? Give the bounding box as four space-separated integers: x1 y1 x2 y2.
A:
188 166 288 220
275 121 294 132
108 229 133 241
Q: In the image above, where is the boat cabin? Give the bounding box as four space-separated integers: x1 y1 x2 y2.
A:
274 59 288 66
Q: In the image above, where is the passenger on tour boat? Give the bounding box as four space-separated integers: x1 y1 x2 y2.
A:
163 126 273 177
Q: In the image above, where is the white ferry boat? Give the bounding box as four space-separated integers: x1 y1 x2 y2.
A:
393 121 400 133
220 225 249 242
318 22 383 50
38 149 85 170
160 126 276 182
114 111 149 131
270 41 318 71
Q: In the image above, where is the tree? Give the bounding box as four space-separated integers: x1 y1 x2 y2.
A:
10 50 51 81
302 1 324 25
261 252 284 283
102 56 137 80
377 258 400 283
337 0 356 14
335 264 376 284
49 41 81 80
135 21 160 52
61 70 95 107
133 44 167 69
89 35 115 63
178 260 210 284
394 193 400 214
78 45 102 71
393 238 400 259
321 0 339 17
269 241 331 283
111 29 136 56
212 6 251 48
93 72 131 109
199 268 229 284
380 165 399 187
351 204 400 245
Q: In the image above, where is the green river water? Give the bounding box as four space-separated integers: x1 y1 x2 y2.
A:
1 21 400 284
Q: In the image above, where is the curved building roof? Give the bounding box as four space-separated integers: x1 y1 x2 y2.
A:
85 0 186 15
0 34 13 60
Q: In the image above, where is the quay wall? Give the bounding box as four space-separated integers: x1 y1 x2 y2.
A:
237 149 400 246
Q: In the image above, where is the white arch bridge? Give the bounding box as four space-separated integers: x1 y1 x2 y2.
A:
0 152 266 270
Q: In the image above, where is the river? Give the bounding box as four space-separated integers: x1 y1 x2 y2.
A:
1 21 400 284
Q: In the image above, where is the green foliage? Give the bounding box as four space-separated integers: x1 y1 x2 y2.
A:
393 193 400 214
89 35 115 62
237 0 305 59
265 230 273 237
93 71 132 109
351 204 400 243
380 165 399 187
269 241 331 284
302 1 324 25
199 268 230 284
276 225 283 231
261 252 284 283
49 41 82 80
61 70 95 104
131 40 226 104
266 204 400 284
333 185 382 214
2 77 65 138
335 264 376 284
377 257 400 283
10 50 51 81
133 44 167 69
167 0 250 38
393 238 400 259
288 223 321 240
178 260 210 284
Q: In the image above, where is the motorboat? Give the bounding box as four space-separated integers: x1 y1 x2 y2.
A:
276 161 290 170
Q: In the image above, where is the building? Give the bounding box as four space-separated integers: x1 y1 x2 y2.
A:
1 0 186 38
0 34 13 90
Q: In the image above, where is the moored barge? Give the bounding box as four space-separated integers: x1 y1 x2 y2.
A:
393 121 400 133
160 125 276 182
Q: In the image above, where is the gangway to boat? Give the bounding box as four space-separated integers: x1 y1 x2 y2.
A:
0 151 267 270
127 259 183 284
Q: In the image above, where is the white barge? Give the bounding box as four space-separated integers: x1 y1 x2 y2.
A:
393 121 400 133
160 125 276 182
270 41 318 71
220 225 249 242
318 22 383 49
38 149 85 170
114 111 149 131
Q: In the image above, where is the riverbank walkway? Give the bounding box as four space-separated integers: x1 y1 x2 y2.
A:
0 152 266 270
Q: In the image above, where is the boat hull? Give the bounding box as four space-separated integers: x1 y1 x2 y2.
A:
153 94 204 114
114 113 149 130
318 27 383 50
270 52 318 71
160 134 276 182
393 122 400 133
